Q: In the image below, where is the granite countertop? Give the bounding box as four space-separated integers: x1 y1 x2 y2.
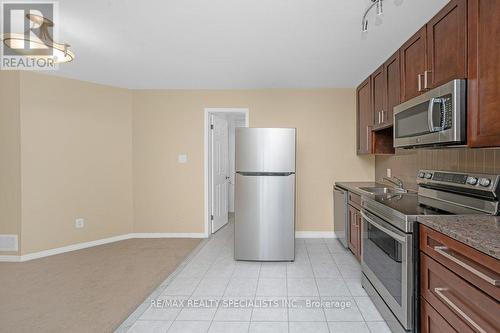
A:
417 215 500 260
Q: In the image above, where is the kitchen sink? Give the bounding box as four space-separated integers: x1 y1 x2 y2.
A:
358 186 408 195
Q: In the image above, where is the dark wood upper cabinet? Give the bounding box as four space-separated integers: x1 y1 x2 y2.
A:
356 77 373 155
355 0 500 151
400 27 427 102
427 0 468 89
383 51 400 126
467 0 500 147
372 65 385 128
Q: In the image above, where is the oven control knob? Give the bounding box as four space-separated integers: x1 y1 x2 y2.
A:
424 173 433 179
466 177 478 185
418 172 425 178
479 178 491 187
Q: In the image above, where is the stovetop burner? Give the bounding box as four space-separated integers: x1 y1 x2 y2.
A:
372 193 453 216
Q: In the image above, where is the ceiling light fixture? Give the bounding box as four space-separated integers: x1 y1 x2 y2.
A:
362 0 384 32
1 14 75 63
376 0 384 15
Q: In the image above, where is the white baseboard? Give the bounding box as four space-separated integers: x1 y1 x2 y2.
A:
20 234 133 262
295 231 337 238
0 255 21 262
132 233 206 238
0 231 337 262
0 232 208 262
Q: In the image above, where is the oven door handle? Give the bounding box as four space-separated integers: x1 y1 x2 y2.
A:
360 210 406 243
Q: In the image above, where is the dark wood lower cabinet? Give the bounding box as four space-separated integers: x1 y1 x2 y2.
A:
420 225 500 333
421 298 458 333
348 205 361 261
420 254 497 333
420 225 500 300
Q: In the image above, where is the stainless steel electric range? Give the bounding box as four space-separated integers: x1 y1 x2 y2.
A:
360 170 500 333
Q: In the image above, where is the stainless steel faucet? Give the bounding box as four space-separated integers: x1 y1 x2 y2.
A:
383 176 405 190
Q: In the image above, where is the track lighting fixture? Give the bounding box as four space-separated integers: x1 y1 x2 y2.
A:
362 0 384 32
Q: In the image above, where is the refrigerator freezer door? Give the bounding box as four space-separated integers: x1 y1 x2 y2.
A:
235 173 295 261
235 128 296 173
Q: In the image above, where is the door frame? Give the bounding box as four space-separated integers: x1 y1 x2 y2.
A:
204 108 249 237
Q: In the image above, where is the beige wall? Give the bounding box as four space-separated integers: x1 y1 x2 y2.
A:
132 89 374 234
2 73 374 256
0 71 22 255
18 72 134 254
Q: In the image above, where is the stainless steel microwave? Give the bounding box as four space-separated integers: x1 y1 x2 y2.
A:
393 79 466 148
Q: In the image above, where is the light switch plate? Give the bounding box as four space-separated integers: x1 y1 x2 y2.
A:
75 218 85 229
387 168 392 178
178 154 188 164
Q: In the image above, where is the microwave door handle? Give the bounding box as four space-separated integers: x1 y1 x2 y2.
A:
427 97 436 132
428 98 446 132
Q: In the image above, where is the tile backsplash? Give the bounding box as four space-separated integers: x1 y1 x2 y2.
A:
375 148 500 190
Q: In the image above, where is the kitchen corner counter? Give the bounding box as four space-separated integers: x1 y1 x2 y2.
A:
417 215 500 260
334 181 383 196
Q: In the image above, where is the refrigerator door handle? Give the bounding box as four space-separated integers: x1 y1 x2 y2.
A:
236 172 294 176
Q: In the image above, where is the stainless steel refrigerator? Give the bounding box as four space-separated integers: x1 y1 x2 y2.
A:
234 128 296 261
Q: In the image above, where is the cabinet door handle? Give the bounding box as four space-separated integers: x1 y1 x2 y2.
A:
434 288 487 333
417 74 424 92
378 111 381 124
366 126 371 151
434 246 500 286
424 70 431 90
381 110 385 124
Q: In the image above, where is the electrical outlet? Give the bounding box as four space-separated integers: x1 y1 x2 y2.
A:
387 168 392 178
75 218 85 229
178 154 188 164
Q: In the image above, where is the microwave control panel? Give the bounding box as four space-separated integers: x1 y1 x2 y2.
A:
441 94 453 129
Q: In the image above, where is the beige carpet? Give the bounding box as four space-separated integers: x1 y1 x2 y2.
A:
0 238 201 333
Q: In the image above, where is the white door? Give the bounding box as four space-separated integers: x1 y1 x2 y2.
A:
211 115 229 233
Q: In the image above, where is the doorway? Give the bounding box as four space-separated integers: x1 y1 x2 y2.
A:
204 108 249 236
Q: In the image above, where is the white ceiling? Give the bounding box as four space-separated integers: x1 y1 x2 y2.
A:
51 0 449 89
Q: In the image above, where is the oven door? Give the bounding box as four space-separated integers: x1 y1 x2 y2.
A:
360 209 413 330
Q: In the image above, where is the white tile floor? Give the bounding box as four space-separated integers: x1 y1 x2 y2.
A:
119 223 391 333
